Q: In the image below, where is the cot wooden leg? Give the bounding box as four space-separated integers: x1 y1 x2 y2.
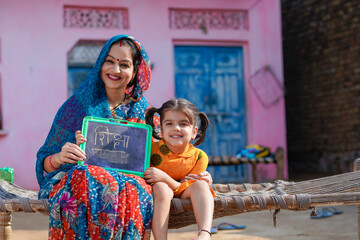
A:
0 212 12 240
251 162 257 183
275 147 284 180
357 205 360 240
353 158 360 240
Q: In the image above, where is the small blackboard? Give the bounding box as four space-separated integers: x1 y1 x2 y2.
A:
78 116 152 177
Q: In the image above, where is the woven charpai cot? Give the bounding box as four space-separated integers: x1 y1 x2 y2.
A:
2 169 360 232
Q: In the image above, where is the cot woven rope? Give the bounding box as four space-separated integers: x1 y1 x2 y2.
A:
2 170 360 229
168 170 360 228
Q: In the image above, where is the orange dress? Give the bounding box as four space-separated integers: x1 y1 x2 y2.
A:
150 140 216 197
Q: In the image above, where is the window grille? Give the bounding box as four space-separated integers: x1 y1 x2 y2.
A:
67 41 106 96
68 41 105 67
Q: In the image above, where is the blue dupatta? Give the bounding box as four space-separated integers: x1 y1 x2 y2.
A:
36 35 151 188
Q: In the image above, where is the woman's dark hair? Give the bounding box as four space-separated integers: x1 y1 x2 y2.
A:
145 98 210 146
114 38 142 98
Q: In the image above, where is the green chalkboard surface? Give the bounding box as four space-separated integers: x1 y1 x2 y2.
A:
78 116 152 177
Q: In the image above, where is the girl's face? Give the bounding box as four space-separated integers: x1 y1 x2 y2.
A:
161 110 198 154
101 43 136 93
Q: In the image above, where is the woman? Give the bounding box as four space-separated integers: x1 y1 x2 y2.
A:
36 35 153 239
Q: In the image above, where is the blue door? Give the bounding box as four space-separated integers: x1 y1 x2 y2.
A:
174 46 247 183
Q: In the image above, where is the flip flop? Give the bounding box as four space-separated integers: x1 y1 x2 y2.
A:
210 227 218 234
217 222 246 230
323 206 343 215
310 208 333 219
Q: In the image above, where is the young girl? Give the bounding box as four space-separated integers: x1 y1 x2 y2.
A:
144 98 215 240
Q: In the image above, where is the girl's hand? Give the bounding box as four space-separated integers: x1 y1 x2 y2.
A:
183 171 213 186
75 130 87 146
143 167 169 184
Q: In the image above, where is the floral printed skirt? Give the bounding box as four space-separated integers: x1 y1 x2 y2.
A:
39 165 153 240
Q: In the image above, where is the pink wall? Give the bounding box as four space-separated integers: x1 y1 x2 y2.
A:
0 0 286 190
247 0 287 180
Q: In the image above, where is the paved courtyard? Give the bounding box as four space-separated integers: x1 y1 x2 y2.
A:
9 205 358 240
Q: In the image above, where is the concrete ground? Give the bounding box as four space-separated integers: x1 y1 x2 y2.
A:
8 204 358 240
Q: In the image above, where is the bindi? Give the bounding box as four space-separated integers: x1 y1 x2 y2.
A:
117 59 120 62
119 41 122 47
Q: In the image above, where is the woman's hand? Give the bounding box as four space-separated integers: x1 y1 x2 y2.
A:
55 141 86 165
44 143 85 173
143 167 169 184
183 171 213 186
44 130 87 173
52 130 86 166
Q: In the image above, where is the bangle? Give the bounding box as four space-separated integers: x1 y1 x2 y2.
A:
48 154 60 170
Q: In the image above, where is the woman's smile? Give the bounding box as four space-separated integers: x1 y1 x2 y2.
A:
106 73 121 81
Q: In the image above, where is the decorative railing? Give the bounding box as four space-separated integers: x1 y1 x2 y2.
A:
169 8 248 31
63 5 129 29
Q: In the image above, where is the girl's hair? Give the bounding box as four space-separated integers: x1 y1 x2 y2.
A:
145 98 210 146
112 38 141 98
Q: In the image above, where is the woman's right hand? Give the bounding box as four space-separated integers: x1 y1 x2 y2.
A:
44 131 87 173
55 141 87 165
53 130 87 166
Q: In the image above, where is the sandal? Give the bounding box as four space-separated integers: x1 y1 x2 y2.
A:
210 227 218 234
217 222 246 230
310 208 333 219
323 206 343 215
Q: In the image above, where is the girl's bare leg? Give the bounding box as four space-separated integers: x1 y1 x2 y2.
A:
181 180 214 240
152 182 174 240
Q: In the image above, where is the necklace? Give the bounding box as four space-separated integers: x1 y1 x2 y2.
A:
110 94 126 117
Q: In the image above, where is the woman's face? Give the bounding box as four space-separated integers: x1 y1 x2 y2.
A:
101 43 136 93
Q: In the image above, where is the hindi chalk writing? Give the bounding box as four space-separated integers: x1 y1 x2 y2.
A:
83 120 148 173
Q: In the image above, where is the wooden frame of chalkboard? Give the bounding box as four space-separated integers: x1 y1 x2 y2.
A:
78 116 152 177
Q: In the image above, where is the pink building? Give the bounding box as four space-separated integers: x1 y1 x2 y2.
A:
0 0 287 190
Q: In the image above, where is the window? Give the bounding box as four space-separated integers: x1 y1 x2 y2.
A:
67 41 106 96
